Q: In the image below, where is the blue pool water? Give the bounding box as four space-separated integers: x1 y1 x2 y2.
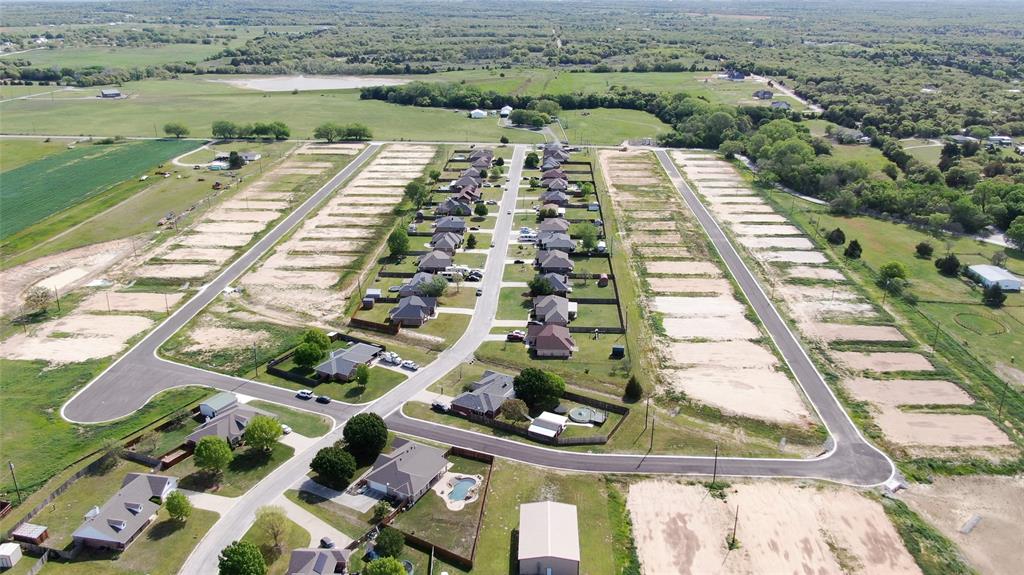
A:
448 478 477 501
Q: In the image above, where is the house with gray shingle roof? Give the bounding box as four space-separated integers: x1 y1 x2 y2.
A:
538 232 576 253
430 231 463 254
418 250 452 273
186 404 273 447
538 218 570 233
434 216 467 235
314 342 382 381
400 272 439 297
536 250 574 274
450 370 515 418
539 190 570 205
389 295 437 327
526 324 576 358
287 548 351 575
72 473 177 551
541 157 562 171
452 174 481 189
532 294 575 325
435 197 472 217
538 273 571 296
363 439 448 505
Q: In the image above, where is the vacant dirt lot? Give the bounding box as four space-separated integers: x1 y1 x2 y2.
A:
844 378 973 407
155 247 235 262
876 412 1013 447
664 367 812 424
647 277 731 294
804 322 907 342
79 291 183 312
661 317 761 340
178 232 255 248
138 264 217 279
645 261 722 276
628 480 921 575
633 232 683 244
630 220 678 231
0 313 153 363
636 246 690 257
714 203 776 214
718 212 789 223
757 250 829 264
183 325 273 354
664 340 778 369
834 351 934 373
731 224 802 236
737 236 816 250
901 475 1023 575
194 221 267 234
784 265 846 281
652 296 746 317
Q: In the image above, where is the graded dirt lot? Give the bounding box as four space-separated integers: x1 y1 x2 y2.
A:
756 250 829 264
661 317 761 340
242 268 340 288
178 232 255 248
194 221 268 234
731 224 802 236
203 209 282 223
220 199 291 211
663 367 812 424
652 296 747 317
630 220 678 231
875 412 1013 447
137 264 218 279
183 325 273 354
636 246 690 258
644 261 722 276
633 232 683 244
713 203 776 214
628 480 921 575
664 340 778 369
844 378 973 407
737 236 816 250
280 239 367 253
718 212 789 223
833 351 934 373
647 277 731 294
804 322 907 342
295 227 377 239
784 265 846 281
79 291 183 312
154 247 235 262
0 313 153 363
901 475 1023 575
627 211 666 219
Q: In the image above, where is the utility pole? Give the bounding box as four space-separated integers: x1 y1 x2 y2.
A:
712 444 719 484
730 505 739 548
105 292 111 312
164 293 169 315
253 343 259 376
643 395 650 432
649 413 655 452
8 462 22 505
53 287 61 312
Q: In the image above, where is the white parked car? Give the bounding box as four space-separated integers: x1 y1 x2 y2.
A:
296 390 314 400
281 424 292 435
401 360 419 371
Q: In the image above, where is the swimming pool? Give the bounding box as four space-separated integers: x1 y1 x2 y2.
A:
448 477 477 501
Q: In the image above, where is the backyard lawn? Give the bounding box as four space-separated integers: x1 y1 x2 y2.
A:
573 302 622 329
172 442 295 498
247 401 333 436
242 516 311 575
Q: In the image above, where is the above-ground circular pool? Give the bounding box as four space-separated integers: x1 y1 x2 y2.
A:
569 406 596 423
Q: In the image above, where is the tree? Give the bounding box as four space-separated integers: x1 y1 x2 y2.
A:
915 242 934 258
387 228 410 257
194 436 233 478
374 527 405 558
882 163 900 181
310 445 357 489
878 261 907 283
624 375 643 402
163 122 189 138
528 275 554 296
428 169 442 182
165 491 192 522
466 233 478 249
363 557 405 575
829 189 859 215
935 253 961 276
529 177 540 188
254 506 289 553
269 121 290 140
420 275 448 297
212 120 239 139
524 152 540 169
355 364 370 387
228 151 245 170
499 135 509 144
302 330 331 353
495 156 505 167
404 180 429 206
844 239 862 259
572 223 598 252
473 202 488 217
342 123 372 140
499 398 530 422
530 99 561 117
313 122 341 142
718 139 744 159
218 540 266 575
243 415 282 453
371 500 393 523
22 286 52 314
512 368 565 412
293 342 325 368
826 228 846 245
983 284 1007 307
1006 216 1024 250
580 182 595 198
343 413 388 460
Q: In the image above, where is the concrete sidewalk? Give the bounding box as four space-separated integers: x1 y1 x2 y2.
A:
275 493 355 547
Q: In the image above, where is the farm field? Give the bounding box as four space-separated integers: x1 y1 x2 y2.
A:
20 44 235 69
0 138 199 239
557 108 671 145
0 137 67 171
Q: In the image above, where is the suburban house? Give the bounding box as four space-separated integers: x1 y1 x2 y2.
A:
500 105 514 117
452 174 481 189
517 501 580 575
455 186 482 203
771 100 791 110
526 324 577 358
536 250 574 274
186 404 272 447
99 88 122 98
389 296 437 327
468 149 493 161
471 156 492 169
538 218 570 233
434 215 467 234
540 157 562 171
545 178 569 192
72 473 178 551
469 109 487 119
287 548 351 575
314 342 383 381
418 250 453 273
966 265 1022 291
435 197 472 216
199 391 238 419
541 168 567 181
539 190 570 205
532 295 576 325
538 232 576 252
527 412 568 440
544 145 570 162
449 370 516 418
753 89 774 100
538 273 571 296
431 231 463 254
363 439 448 505
399 272 438 297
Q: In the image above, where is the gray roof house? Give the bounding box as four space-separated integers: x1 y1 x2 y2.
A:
99 88 122 98
435 197 472 216
389 295 437 327
541 157 562 171
538 232 576 253
541 168 567 181
471 156 492 169
539 190 570 205
418 250 452 273
469 148 493 160
363 439 448 505
536 250 574 274
72 473 177 551
431 231 463 254
314 342 383 381
453 174 481 189
434 216 467 234
544 178 569 192
187 404 272 447
450 370 515 418
287 548 351 575
400 272 438 297
544 148 570 162
538 218 570 233
532 295 574 325
539 273 571 296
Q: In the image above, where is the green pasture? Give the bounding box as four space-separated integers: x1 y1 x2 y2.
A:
0 137 67 171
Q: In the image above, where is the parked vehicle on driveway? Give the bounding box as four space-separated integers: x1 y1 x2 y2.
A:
320 537 335 549
507 330 526 342
401 360 420 371
281 424 292 435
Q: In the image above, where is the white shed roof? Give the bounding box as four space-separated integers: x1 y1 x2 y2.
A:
968 264 1019 283
518 501 580 562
